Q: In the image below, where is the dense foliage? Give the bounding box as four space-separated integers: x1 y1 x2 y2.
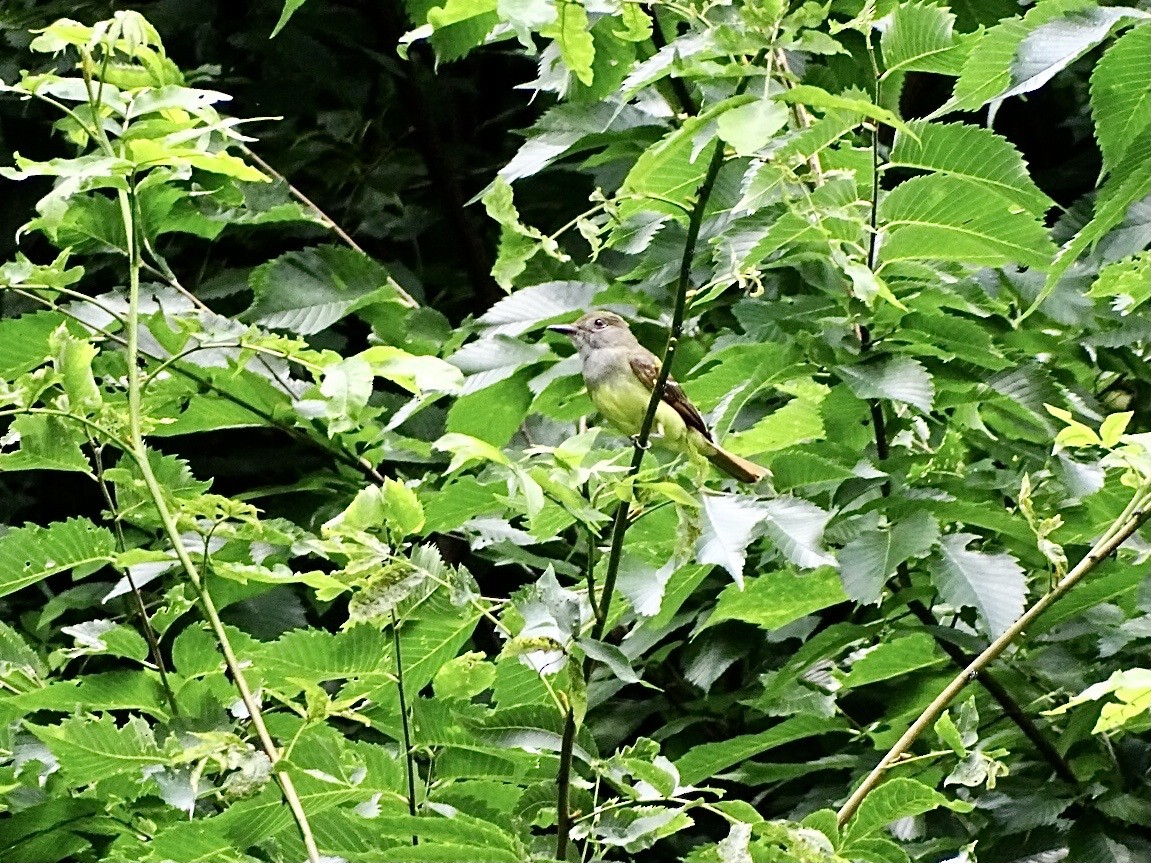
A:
1 1 1149 862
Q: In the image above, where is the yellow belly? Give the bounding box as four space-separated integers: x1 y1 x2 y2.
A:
588 372 709 455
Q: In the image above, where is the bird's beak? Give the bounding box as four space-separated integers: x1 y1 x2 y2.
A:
548 324 577 337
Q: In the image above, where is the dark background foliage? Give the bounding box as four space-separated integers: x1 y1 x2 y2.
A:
1 1 1148 862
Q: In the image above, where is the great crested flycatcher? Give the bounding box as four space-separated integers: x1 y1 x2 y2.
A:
548 311 769 484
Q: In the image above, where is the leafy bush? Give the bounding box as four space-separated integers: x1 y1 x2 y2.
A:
1 2 1148 862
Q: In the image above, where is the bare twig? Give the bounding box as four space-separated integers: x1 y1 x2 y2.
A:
836 484 1151 827
240 144 420 309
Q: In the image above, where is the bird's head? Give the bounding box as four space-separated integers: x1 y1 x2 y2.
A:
548 310 635 352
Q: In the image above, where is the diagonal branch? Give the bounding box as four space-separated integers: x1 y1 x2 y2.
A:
836 483 1151 827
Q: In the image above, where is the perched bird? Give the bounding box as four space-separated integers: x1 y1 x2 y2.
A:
548 311 768 483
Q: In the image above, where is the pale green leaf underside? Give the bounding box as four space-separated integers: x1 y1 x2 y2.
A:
931 533 1028 638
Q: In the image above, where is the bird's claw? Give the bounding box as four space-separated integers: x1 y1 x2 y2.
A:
630 435 652 450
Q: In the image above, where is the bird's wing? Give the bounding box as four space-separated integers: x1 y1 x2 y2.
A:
628 351 714 442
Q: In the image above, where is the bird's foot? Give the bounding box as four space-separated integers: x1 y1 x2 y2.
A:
630 434 652 450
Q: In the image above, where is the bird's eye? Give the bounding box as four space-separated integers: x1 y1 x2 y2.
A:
593 318 606 329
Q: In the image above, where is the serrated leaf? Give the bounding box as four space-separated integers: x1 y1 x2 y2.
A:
476 280 601 336
931 533 1027 638
542 0 595 85
461 705 598 763
30 714 165 783
888 120 1054 215
776 85 916 138
1091 23 1151 176
761 497 838 569
879 175 1056 270
359 345 463 394
696 493 767 585
615 100 736 227
0 414 92 474
842 633 945 687
0 311 66 377
0 518 116 598
716 97 789 157
940 1 1150 114
707 567 847 631
727 395 826 457
675 714 849 785
838 512 940 604
1029 137 1151 317
245 245 405 334
843 777 972 847
836 356 935 413
1088 251 1151 315
879 1 966 76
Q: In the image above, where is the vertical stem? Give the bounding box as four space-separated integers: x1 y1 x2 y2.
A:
555 707 577 861
81 43 321 855
856 38 1073 784
91 443 179 717
392 611 420 841
563 51 770 859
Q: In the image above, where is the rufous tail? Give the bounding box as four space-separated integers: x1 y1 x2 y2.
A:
707 445 771 484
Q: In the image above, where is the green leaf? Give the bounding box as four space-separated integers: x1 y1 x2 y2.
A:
1029 135 1151 317
476 280 600 336
1088 251 1151 315
842 633 945 687
124 139 266 182
931 533 1027 638
0 518 116 598
940 1 1150 114
707 566 847 631
577 637 646 685
717 97 789 157
1043 668 1151 735
256 624 391 681
482 174 577 289
462 705 598 763
360 346 463 395
271 0 310 37
1091 23 1151 177
0 311 65 378
879 1 967 76
878 175 1056 270
838 512 940 604
314 355 373 434
29 714 165 783
843 777 972 847
541 1 595 86
769 450 857 491
0 414 92 474
836 356 935 413
445 369 533 447
423 0 500 62
50 325 102 413
616 100 737 226
888 120 1055 215
726 393 826 457
434 651 497 699
675 714 850 785
11 671 170 719
776 85 917 138
245 245 406 334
